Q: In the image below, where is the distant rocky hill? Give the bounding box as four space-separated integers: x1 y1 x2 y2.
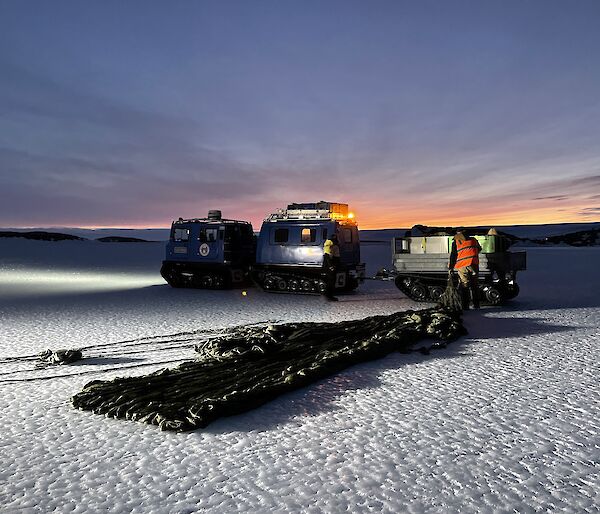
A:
360 223 600 247
0 227 170 241
96 236 153 243
0 231 84 241
0 231 156 243
526 228 599 247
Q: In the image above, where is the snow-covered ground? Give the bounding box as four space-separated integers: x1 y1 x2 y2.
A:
0 239 598 513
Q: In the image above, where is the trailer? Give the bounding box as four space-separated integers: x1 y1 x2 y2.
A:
392 227 526 304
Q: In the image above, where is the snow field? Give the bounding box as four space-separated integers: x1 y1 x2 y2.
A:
0 240 599 513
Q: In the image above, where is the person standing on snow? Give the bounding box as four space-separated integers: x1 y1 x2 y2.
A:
322 233 341 301
449 230 481 309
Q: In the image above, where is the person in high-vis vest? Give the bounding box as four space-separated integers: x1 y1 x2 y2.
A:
323 233 340 301
449 230 482 309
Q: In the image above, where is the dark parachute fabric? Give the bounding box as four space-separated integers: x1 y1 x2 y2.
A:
72 308 466 432
439 271 463 313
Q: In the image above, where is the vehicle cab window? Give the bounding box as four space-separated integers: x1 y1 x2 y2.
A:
199 227 219 242
173 228 190 242
342 228 353 243
273 228 289 243
301 228 317 244
205 228 218 242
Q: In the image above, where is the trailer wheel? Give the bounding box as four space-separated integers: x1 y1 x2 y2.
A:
429 285 444 302
317 280 327 294
289 279 299 292
394 276 411 296
504 283 520 300
214 273 226 289
484 285 504 305
161 264 182 288
166 274 185 288
395 276 409 289
201 275 214 288
277 279 287 291
409 283 428 301
343 277 360 292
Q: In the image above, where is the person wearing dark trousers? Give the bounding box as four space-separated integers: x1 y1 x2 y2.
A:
449 230 481 309
323 233 340 301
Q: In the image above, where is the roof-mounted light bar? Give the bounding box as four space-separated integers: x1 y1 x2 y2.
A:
265 201 356 222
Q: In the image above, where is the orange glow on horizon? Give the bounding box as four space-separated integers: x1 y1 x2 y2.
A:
69 211 598 231
357 209 599 230
9 203 598 231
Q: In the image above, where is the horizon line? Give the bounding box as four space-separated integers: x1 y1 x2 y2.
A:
2 219 599 231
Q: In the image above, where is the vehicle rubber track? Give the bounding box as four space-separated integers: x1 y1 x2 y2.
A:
395 273 518 305
252 270 327 295
160 262 231 290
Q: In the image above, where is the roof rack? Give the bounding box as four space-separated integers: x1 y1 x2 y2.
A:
173 209 251 226
173 218 251 225
265 201 350 221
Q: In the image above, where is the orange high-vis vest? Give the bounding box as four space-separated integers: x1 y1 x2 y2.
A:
455 238 480 268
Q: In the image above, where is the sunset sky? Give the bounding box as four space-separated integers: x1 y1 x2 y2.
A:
1 1 599 229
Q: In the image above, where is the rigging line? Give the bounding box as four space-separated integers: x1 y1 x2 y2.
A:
0 336 223 364
0 357 192 384
77 342 199 359
80 320 279 351
0 328 270 370
0 355 40 364
0 344 200 376
0 321 281 362
0 336 202 362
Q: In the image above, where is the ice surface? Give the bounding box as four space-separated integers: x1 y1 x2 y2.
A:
0 239 598 512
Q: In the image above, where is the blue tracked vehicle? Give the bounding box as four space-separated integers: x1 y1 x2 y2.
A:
161 210 255 289
252 202 366 294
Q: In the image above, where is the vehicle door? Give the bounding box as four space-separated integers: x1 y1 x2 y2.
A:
198 226 221 262
167 225 193 260
337 224 360 265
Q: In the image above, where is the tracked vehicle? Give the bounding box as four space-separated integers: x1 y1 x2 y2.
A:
252 202 365 294
161 210 255 289
392 226 526 305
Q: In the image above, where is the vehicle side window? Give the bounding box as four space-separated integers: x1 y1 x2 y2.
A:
322 228 327 241
301 228 317 244
274 228 289 243
173 228 189 242
205 228 218 242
